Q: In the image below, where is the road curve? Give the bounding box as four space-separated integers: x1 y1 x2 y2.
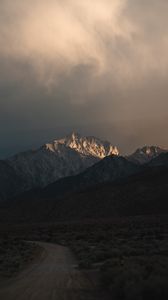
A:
0 242 99 300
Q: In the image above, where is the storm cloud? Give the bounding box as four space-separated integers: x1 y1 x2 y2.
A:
0 0 168 157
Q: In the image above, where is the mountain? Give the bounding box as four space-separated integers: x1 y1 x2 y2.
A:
3 155 168 223
51 165 168 222
128 146 167 164
76 155 140 186
31 155 141 200
2 155 141 222
149 152 168 167
0 132 119 200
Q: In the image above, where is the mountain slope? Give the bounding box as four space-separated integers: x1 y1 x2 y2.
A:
149 152 168 167
1 132 119 200
7 144 96 190
53 165 168 221
1 155 143 222
0 161 24 201
27 155 141 200
3 161 168 223
128 146 167 164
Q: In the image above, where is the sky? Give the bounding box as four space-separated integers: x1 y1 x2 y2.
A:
0 0 168 158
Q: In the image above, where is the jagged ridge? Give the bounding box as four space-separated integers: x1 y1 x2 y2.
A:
128 146 167 164
45 132 119 158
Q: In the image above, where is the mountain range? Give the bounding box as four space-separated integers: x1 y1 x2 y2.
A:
0 132 168 222
2 151 168 223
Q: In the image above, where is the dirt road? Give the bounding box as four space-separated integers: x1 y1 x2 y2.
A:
0 242 102 300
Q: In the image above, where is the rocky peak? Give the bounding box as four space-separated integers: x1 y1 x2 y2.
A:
128 146 167 164
136 146 166 156
44 132 119 159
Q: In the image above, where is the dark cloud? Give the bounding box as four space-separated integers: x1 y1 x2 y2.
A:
0 0 168 158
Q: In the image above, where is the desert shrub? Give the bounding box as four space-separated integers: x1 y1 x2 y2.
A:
0 238 38 278
101 256 168 300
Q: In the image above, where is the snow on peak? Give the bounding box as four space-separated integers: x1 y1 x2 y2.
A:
44 132 119 159
128 145 168 164
136 146 166 157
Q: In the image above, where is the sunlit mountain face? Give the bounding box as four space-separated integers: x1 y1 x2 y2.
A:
44 132 119 158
